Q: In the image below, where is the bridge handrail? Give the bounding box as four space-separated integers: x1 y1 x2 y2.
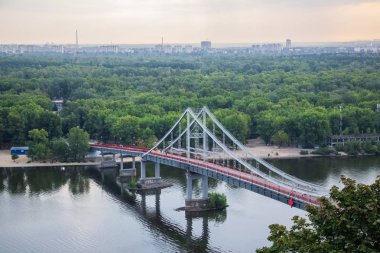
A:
91 144 319 205
148 150 319 205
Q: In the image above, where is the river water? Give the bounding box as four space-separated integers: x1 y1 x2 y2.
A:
0 157 379 253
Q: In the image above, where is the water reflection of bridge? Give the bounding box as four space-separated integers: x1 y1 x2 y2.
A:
0 167 225 252
95 167 226 252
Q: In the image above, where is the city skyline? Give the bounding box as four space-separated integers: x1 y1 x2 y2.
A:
1 0 380 44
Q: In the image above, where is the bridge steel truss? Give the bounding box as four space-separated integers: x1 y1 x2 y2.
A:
92 106 328 210
142 107 327 197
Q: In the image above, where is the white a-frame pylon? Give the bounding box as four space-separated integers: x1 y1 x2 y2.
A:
142 107 327 197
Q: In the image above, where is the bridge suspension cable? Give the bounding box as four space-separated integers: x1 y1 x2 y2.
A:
142 107 328 197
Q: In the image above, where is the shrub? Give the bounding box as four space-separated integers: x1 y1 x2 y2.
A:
311 147 335 155
300 150 309 155
11 154 19 162
128 177 138 188
208 192 227 209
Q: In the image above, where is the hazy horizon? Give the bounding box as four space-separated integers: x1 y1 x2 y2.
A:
2 41 380 47
1 0 380 44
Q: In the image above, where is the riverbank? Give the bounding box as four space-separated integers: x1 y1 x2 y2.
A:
242 139 320 159
246 145 319 159
0 150 142 168
0 150 100 168
0 144 319 168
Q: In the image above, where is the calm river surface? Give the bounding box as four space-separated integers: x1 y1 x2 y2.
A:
1 157 379 253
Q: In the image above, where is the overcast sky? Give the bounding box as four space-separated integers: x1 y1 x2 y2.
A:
1 0 380 44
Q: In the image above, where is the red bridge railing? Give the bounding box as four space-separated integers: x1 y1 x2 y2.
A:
91 144 319 206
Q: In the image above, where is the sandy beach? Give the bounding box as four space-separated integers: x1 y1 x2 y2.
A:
247 146 318 159
244 138 319 159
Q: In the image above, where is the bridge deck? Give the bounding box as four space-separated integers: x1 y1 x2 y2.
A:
91 144 319 209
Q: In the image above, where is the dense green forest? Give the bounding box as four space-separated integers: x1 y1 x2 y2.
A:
0 54 380 150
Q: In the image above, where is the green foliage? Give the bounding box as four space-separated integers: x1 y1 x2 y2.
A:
208 192 227 209
311 147 336 155
298 109 331 148
11 154 19 161
28 129 48 143
27 129 51 161
50 138 69 162
215 109 251 143
257 176 380 253
335 141 379 155
67 127 89 162
128 177 138 188
1 54 380 149
112 115 140 145
271 130 289 147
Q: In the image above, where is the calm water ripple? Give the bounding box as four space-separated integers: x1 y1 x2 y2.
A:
0 157 379 252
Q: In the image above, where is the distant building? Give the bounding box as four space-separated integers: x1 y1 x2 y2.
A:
52 98 64 112
10 147 29 155
184 45 193 53
285 39 291 49
329 134 380 147
201 41 211 50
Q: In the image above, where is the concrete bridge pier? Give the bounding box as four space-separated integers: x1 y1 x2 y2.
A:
185 172 209 209
139 160 162 185
120 153 124 170
119 155 137 180
140 160 146 180
99 150 117 168
155 162 160 178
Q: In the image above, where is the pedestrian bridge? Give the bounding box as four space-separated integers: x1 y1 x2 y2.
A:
91 107 327 210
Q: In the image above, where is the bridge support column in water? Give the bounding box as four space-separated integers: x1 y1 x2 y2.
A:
120 154 124 170
119 155 137 180
140 161 146 180
185 172 209 209
155 162 160 178
139 161 162 186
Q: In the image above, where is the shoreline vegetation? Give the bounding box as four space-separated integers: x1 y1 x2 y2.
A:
1 55 380 168
1 141 375 169
1 55 380 161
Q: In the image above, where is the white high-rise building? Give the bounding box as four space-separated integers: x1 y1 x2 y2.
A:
286 39 291 49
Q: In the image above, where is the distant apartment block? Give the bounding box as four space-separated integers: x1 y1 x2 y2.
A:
1 39 380 56
286 39 291 49
201 41 211 50
250 43 282 54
